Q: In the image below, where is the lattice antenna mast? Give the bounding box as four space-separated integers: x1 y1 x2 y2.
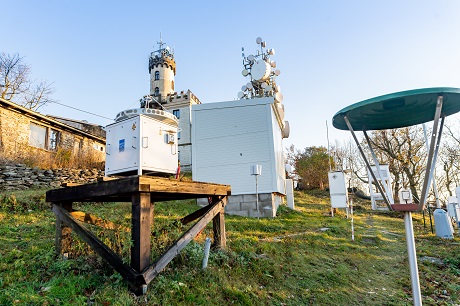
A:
237 37 283 103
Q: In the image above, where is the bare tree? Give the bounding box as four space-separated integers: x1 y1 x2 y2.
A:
332 139 368 189
439 122 460 197
0 52 54 110
369 127 426 202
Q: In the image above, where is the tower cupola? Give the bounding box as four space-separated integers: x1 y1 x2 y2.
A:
149 37 176 101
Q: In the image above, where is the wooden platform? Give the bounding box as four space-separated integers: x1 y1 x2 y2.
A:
46 175 231 295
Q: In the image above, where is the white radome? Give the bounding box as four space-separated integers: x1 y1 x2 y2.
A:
251 60 271 81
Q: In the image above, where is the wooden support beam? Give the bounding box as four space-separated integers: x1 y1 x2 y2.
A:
70 210 130 232
131 190 151 273
52 204 143 286
61 183 83 187
55 202 72 255
180 204 213 225
212 196 227 249
143 199 223 284
47 176 231 203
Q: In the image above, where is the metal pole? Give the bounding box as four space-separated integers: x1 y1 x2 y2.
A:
256 175 260 220
404 212 422 306
343 115 393 210
363 130 394 204
420 96 443 208
427 116 445 208
202 237 212 269
422 124 441 208
351 199 354 242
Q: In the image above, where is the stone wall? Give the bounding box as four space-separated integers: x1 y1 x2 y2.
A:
198 193 284 218
0 164 103 190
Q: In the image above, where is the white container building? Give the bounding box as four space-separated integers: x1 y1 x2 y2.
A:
192 96 289 217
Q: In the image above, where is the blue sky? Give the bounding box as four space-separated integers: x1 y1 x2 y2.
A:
3 1 460 149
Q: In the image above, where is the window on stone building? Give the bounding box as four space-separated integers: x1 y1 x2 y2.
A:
93 143 105 152
74 138 82 155
29 123 46 149
48 129 59 151
155 87 160 96
29 123 60 151
155 71 160 80
173 109 180 119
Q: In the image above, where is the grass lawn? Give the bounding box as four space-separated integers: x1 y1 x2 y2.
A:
0 188 459 305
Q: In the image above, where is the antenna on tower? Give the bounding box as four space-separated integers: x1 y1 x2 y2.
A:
157 32 165 50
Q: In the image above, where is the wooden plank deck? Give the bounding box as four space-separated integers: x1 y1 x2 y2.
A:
46 175 231 295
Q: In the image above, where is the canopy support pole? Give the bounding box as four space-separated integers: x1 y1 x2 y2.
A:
343 115 393 210
422 121 444 209
363 130 395 204
404 211 422 306
420 95 444 210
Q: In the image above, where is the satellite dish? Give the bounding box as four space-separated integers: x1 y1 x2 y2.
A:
261 82 268 89
268 48 275 56
282 121 290 138
247 55 255 62
238 91 245 99
241 85 247 91
275 84 281 92
270 61 277 68
246 82 253 89
275 92 284 103
251 60 271 81
261 41 266 48
274 69 281 76
242 69 249 76
256 37 263 44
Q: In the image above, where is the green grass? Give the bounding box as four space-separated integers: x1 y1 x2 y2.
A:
0 188 459 305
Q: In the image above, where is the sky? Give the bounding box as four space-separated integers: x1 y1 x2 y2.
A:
3 1 460 150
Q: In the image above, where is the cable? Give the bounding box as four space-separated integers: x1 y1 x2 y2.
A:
49 101 113 121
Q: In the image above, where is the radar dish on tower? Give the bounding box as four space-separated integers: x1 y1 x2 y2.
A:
256 37 263 44
251 60 271 81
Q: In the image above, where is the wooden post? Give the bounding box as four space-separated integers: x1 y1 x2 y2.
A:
150 201 154 228
212 196 227 249
131 192 151 272
55 202 72 256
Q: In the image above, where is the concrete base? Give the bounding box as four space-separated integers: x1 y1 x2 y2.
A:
197 193 283 218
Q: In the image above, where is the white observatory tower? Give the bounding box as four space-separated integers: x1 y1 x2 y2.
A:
149 37 176 101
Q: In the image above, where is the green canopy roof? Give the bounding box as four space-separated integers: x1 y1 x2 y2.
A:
332 87 460 131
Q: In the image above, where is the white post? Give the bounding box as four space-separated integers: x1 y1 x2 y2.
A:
351 199 354 242
404 212 422 306
202 237 212 269
255 174 259 220
250 165 262 219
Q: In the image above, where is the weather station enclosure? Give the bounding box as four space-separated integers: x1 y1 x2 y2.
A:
105 113 179 176
367 164 393 210
328 171 349 210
